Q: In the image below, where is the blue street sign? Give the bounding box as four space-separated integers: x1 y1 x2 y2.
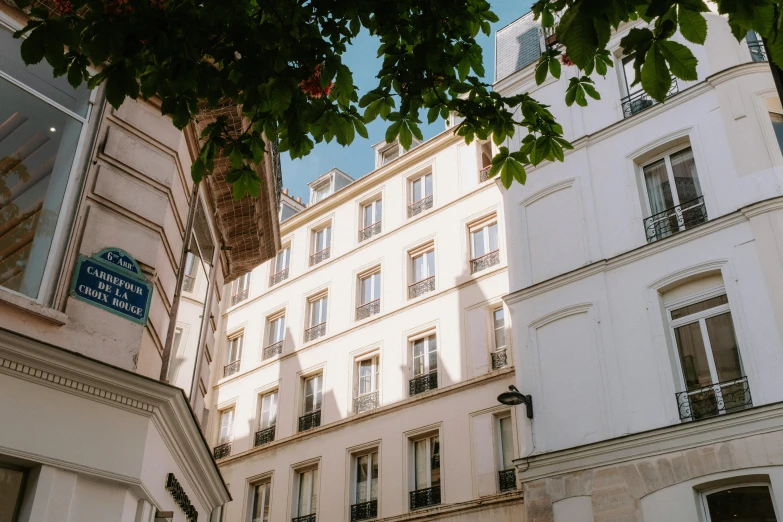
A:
70 248 153 325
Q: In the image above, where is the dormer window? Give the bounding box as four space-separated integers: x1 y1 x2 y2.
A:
373 139 421 169
308 169 355 205
313 181 332 203
380 143 400 166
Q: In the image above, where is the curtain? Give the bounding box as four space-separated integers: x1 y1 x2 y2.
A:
643 159 674 215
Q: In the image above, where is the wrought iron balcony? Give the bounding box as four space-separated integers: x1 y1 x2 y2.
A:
408 276 435 299
304 322 326 342
254 426 275 446
408 195 433 218
298 410 322 432
499 469 517 492
359 221 382 242
182 274 196 292
479 165 492 182
350 499 378 521
748 40 767 62
263 341 283 360
356 299 380 320
223 360 240 378
310 247 330 266
292 515 316 522
621 81 678 118
470 250 500 274
491 349 508 370
676 376 752 422
269 267 289 287
409 485 441 510
354 391 380 414
231 288 249 306
644 195 707 243
409 371 438 396
213 442 231 459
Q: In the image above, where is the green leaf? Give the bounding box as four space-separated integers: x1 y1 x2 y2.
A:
678 8 707 45
535 56 549 85
229 145 243 169
398 121 413 149
335 65 353 106
385 120 402 144
557 7 599 70
658 40 698 81
191 158 205 183
549 56 561 78
582 83 600 100
105 68 127 110
67 61 84 88
354 118 369 139
641 43 672 102
20 27 46 65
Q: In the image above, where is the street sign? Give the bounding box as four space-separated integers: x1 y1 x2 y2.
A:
70 248 153 325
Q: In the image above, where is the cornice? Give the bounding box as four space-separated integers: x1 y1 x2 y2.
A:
376 490 524 522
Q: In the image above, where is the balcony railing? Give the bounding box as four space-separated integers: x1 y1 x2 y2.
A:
409 371 438 396
359 221 382 242
408 195 433 218
263 341 283 360
676 376 752 422
408 276 435 299
499 469 517 492
354 391 379 414
223 360 240 378
470 250 500 274
254 425 276 446
269 267 289 287
409 485 441 510
231 288 249 306
298 410 322 432
292 515 316 522
491 348 508 370
304 322 326 342
644 195 707 243
357 299 381 320
350 499 378 521
213 442 231 459
479 165 492 182
621 81 678 118
748 40 767 62
182 274 196 292
310 247 330 266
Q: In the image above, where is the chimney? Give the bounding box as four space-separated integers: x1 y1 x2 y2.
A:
297 197 302 203
283 188 289 195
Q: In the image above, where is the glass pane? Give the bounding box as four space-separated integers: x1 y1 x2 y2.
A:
771 113 783 156
414 440 427 489
426 251 435 278
251 482 271 522
413 339 424 376
494 309 506 349
488 223 499 252
0 466 24 522
427 336 438 372
622 55 637 94
472 229 485 257
298 471 312 515
311 469 319 514
705 312 742 382
314 375 322 410
430 436 440 486
705 486 777 522
357 455 369 502
371 452 379 501
375 200 382 221
499 417 514 470
363 205 373 227
671 294 728 320
674 322 712 390
644 158 675 215
412 178 422 202
424 174 433 196
414 254 424 281
670 148 702 203
358 359 373 394
374 273 381 300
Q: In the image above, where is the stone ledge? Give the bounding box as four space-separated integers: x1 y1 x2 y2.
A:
0 287 68 326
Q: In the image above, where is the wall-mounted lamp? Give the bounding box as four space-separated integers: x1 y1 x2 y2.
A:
497 385 533 419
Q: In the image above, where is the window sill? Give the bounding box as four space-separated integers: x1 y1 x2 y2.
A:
0 288 68 326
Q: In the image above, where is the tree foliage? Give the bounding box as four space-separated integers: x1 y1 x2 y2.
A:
10 0 783 194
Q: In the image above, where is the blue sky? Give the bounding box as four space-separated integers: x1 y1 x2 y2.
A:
280 0 534 202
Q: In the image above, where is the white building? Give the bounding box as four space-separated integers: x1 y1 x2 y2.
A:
495 10 783 522
208 135 523 521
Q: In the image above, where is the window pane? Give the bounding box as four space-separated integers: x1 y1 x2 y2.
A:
356 455 369 502
251 482 271 522
426 251 435 278
771 112 783 156
674 322 712 390
371 452 379 501
363 204 373 227
424 174 433 196
428 336 438 372
414 440 427 489
471 229 485 257
375 200 382 221
670 294 728 320
414 254 424 281
670 148 702 203
499 417 514 470
374 273 381 300
298 471 312 515
430 436 440 486
705 312 742 382
494 309 506 349
488 223 499 252
705 486 777 522
622 55 637 94
413 339 425 376
0 466 24 522
358 359 373 394
644 158 675 215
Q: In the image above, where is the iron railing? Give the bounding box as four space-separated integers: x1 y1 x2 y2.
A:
304 322 326 342
499 469 517 492
408 195 433 218
470 250 500 274
408 276 435 299
254 426 275 446
213 442 231 459
359 221 382 242
231 288 249 306
298 410 322 432
354 391 380 414
479 166 492 182
357 299 381 320
621 81 678 118
676 376 752 421
292 515 316 522
409 371 438 396
269 267 289 287
182 274 196 292
310 247 330 266
644 195 707 243
350 500 378 521
491 349 508 370
409 485 441 510
223 360 240 378
263 341 283 360
748 40 767 62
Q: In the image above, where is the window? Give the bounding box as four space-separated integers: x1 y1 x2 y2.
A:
670 293 751 421
359 198 382 241
470 222 499 273
491 307 508 370
231 272 251 305
702 485 777 521
310 225 331 266
249 480 272 522
410 335 437 396
408 174 433 217
410 435 441 509
355 355 380 413
0 464 25 522
352 451 379 520
497 416 517 491
295 468 319 519
299 374 323 431
409 249 435 299
479 141 493 182
183 252 198 292
620 53 677 117
264 314 285 359
0 27 91 299
746 31 767 62
214 408 234 458
380 143 400 166
357 272 381 320
255 390 278 446
270 246 291 286
224 335 243 377
305 294 328 342
642 147 707 242
313 181 331 203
